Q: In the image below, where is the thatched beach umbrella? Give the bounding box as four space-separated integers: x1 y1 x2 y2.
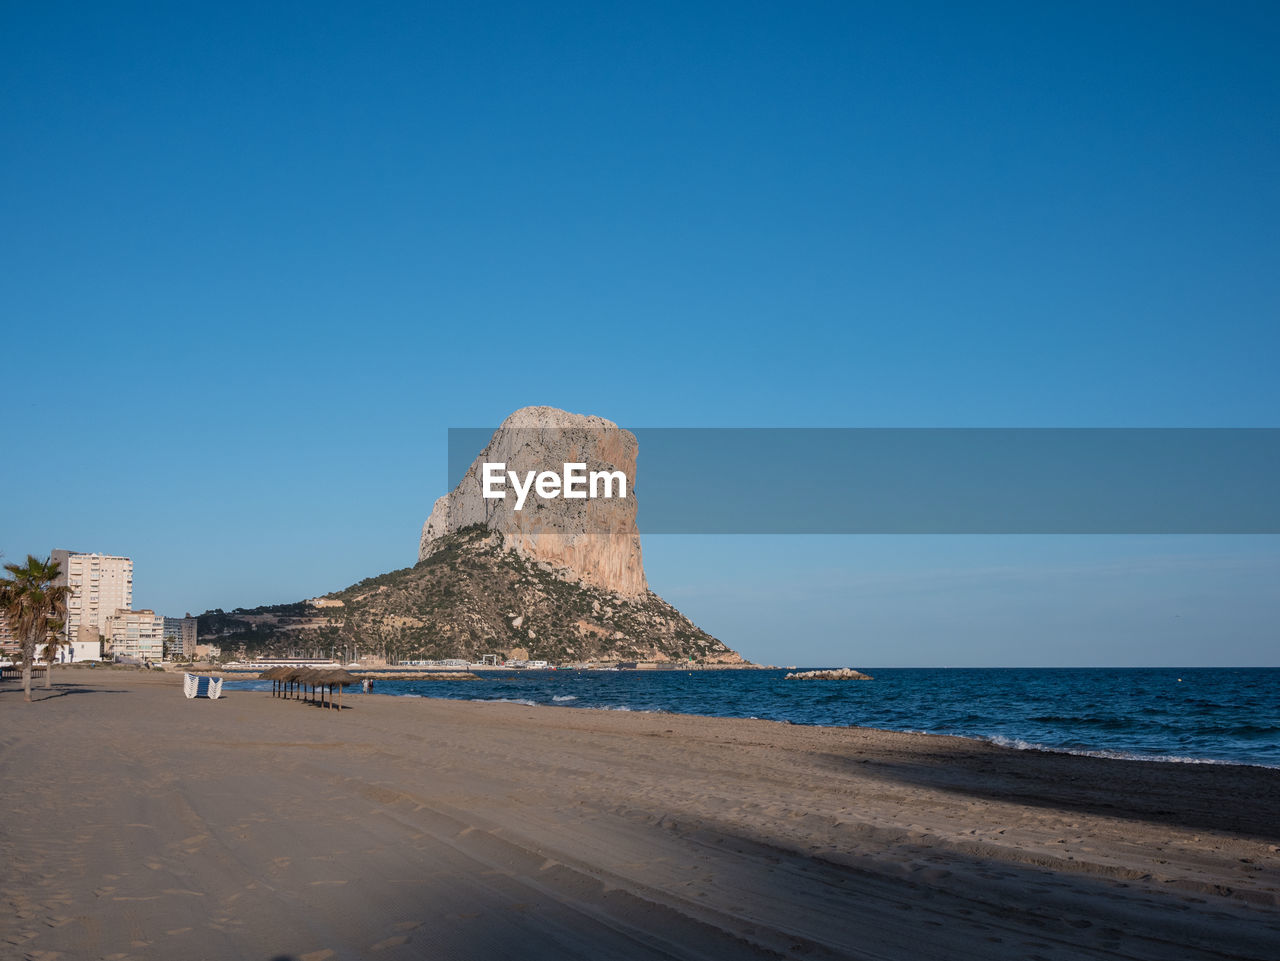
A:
309 668 335 709
284 667 308 701
315 669 332 709
312 668 336 708
259 666 287 697
319 668 359 711
298 668 322 705
257 666 358 710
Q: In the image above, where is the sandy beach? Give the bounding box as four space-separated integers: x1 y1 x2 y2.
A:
1 669 1277 960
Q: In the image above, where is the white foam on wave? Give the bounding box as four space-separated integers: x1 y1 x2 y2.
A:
603 704 664 713
473 697 539 708
983 733 1272 767
552 694 578 702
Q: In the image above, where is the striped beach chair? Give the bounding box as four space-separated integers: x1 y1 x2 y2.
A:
184 673 223 699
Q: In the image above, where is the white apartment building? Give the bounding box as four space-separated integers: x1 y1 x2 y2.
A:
104 609 164 663
52 550 133 642
162 616 198 659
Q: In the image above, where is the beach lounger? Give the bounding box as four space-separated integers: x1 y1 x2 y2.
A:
184 673 223 699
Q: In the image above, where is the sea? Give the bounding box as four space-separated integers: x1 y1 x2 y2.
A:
225 667 1280 769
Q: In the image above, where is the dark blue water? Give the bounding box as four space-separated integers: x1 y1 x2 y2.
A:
227 667 1280 768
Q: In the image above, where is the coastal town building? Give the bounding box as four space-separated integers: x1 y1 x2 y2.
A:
52 550 133 644
104 609 163 663
242 656 341 668
57 638 103 663
0 612 16 661
162 615 198 659
2 612 76 664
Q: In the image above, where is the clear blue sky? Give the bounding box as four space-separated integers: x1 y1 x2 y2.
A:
3 2 1277 665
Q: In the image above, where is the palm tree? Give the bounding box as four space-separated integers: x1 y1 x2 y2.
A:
0 555 71 702
40 617 67 688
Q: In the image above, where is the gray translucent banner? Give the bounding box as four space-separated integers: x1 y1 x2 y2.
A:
447 428 1280 534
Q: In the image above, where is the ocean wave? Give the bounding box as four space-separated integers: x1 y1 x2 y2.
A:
552 694 578 702
983 734 1276 768
1193 722 1280 737
473 697 539 707
603 704 665 713
1025 715 1142 731
1024 715 1280 738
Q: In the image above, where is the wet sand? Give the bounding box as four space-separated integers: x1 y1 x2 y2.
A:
1 668 1277 960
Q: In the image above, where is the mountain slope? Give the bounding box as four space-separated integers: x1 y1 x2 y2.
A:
199 526 743 665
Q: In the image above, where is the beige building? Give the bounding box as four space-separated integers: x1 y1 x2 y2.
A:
1 612 78 663
104 609 163 663
52 550 133 643
0 612 15 661
162 616 198 659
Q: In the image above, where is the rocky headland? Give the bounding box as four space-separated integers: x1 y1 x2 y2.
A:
199 407 745 666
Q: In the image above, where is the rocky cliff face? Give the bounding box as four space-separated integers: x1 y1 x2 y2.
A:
419 406 648 597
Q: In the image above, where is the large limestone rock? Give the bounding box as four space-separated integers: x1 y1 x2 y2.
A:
419 406 648 597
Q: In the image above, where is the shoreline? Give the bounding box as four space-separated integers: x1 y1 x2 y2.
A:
215 666 1280 771
3 669 1277 959
375 684 1280 771
21 664 1280 767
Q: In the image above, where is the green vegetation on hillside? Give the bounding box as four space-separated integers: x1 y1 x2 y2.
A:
196 525 739 665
